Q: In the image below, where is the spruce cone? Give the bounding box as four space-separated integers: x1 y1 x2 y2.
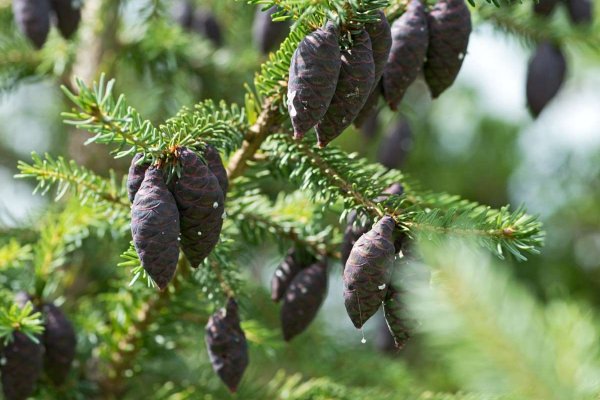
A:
383 284 410 349
533 0 560 16
191 8 223 47
377 118 412 169
12 0 51 49
526 42 566 118
354 85 381 129
203 145 229 196
173 148 224 268
127 153 149 204
382 0 429 110
343 216 396 328
205 298 249 393
315 29 375 147
1 331 44 400
50 0 81 39
565 0 593 25
358 107 379 139
354 11 393 127
423 0 472 98
281 261 328 341
287 22 341 139
271 248 313 303
253 6 290 55
131 167 180 290
42 303 76 386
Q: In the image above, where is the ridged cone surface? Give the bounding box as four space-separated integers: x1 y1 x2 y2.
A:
205 298 249 393
271 248 304 302
253 6 289 55
382 0 429 110
12 0 50 49
315 29 375 147
566 0 593 24
131 167 180 290
383 284 411 349
280 261 328 341
377 118 412 169
173 148 224 268
287 22 341 138
354 11 392 126
526 42 566 117
343 216 396 328
127 153 149 204
50 0 81 39
1 332 44 400
42 303 76 386
423 0 472 98
203 145 229 196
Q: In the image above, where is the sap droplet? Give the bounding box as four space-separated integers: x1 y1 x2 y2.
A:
301 287 308 294
458 52 465 60
275 270 283 277
213 202 219 208
197 231 202 236
378 284 386 290
361 338 366 344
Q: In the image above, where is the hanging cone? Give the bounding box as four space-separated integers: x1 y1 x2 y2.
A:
280 260 328 341
50 0 81 39
315 29 375 147
252 5 290 55
42 303 77 386
203 145 229 196
127 153 149 204
287 22 341 139
526 42 566 118
1 331 44 400
377 118 412 169
12 0 51 49
205 298 249 393
383 284 411 348
131 167 180 290
343 216 396 328
358 107 379 140
271 248 315 302
382 0 429 110
172 148 225 268
423 0 472 98
354 10 393 127
565 0 593 25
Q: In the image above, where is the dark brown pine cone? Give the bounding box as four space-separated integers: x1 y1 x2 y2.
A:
191 8 223 47
173 148 224 268
382 0 429 110
354 10 393 127
252 5 290 55
377 118 412 169
205 298 249 393
343 216 396 328
50 0 81 39
203 145 229 196
315 29 375 147
271 248 315 303
565 0 593 25
423 0 472 98
12 0 51 49
287 22 341 139
382 284 411 349
127 153 149 204
280 260 328 341
42 303 76 386
533 0 560 16
131 166 180 290
526 42 566 118
1 331 44 400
